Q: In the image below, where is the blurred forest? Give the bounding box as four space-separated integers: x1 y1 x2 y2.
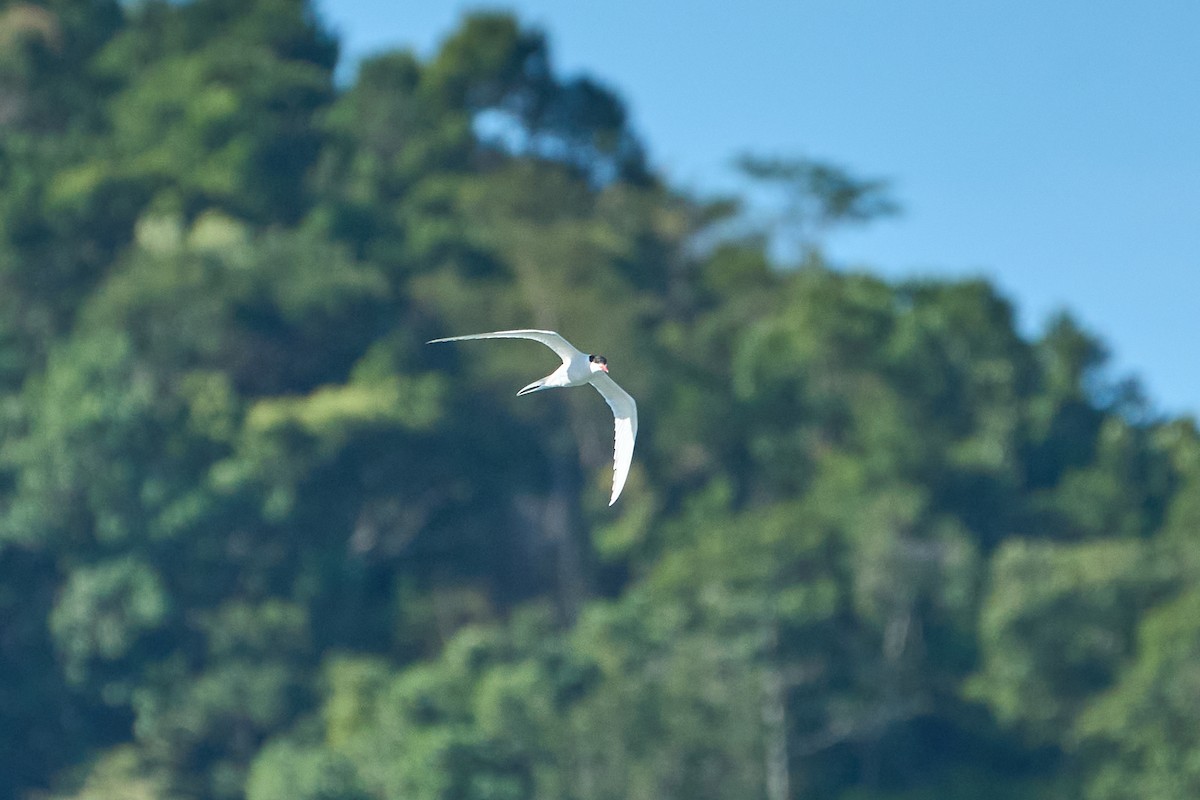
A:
2 1 1199 799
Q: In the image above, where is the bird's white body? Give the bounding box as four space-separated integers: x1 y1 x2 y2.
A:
543 358 593 388
428 329 638 505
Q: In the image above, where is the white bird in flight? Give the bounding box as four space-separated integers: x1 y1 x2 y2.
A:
428 329 638 505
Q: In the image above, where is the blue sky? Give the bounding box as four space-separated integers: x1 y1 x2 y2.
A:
318 1 1200 418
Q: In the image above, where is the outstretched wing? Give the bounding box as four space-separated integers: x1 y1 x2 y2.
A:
427 329 584 365
590 372 638 506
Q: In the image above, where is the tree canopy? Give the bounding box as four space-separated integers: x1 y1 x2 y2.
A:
1 2 1198 799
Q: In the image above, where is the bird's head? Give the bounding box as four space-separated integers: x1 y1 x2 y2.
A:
588 354 609 373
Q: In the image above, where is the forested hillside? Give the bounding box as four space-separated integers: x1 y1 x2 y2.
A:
2 2 1199 799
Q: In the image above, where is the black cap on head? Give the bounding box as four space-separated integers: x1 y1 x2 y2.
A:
589 354 607 365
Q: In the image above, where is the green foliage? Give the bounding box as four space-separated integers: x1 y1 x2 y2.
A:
968 538 1165 740
47 746 172 800
1074 588 1200 799
1 2 1196 799
2 330 159 548
246 741 370 800
50 555 169 686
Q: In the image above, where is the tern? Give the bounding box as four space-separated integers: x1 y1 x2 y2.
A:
428 329 638 505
